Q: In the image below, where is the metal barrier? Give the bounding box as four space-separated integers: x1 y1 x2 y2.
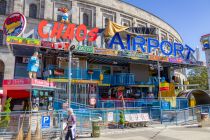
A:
96 98 188 110
161 105 210 125
54 99 92 110
89 107 161 127
0 110 100 139
1 105 210 139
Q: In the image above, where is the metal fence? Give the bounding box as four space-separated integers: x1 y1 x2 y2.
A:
1 105 210 139
96 98 188 110
161 105 210 125
0 110 100 139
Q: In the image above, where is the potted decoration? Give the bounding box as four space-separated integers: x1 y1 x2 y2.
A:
118 111 125 129
0 98 12 131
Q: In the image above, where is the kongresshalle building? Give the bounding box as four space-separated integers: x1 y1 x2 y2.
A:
0 0 204 111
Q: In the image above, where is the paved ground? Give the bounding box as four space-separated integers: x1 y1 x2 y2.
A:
77 125 210 140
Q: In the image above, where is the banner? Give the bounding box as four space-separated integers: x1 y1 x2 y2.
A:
120 50 148 60
6 36 41 46
169 58 183 63
75 46 94 53
94 48 118 56
159 82 169 91
104 20 129 37
149 55 169 62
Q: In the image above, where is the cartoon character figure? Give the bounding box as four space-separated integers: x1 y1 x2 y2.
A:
58 7 70 23
27 51 40 79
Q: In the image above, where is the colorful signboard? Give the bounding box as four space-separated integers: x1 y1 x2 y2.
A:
159 82 169 91
94 48 118 56
6 36 41 46
3 12 26 36
149 55 169 62
75 45 94 53
169 58 183 63
38 20 99 42
6 36 70 51
41 41 70 50
201 34 210 49
3 78 55 87
109 32 195 60
120 50 148 60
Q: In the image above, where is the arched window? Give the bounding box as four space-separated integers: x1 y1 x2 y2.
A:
0 30 3 45
0 1 6 15
105 18 109 27
83 13 89 26
29 4 37 18
0 60 4 87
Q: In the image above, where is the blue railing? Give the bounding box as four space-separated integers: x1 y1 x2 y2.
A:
45 65 101 80
54 99 91 110
96 98 189 110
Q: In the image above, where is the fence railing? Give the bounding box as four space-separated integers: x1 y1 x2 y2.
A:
1 105 210 138
96 98 188 110
0 110 100 139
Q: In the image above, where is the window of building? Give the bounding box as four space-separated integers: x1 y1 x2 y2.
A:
0 60 4 87
123 23 128 26
105 18 109 27
29 4 37 18
0 30 3 46
57 14 63 22
0 1 6 15
83 13 89 26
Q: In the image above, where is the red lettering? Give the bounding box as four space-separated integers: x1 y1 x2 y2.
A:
38 20 49 38
50 22 65 39
64 42 70 50
75 24 87 42
6 15 21 25
62 24 75 40
88 27 99 42
41 41 53 48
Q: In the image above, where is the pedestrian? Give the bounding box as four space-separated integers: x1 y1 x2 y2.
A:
65 108 76 140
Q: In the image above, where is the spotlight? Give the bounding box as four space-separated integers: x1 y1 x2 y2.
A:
70 45 75 51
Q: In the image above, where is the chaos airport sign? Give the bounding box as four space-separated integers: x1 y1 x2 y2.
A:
4 14 195 61
109 33 194 60
37 20 194 60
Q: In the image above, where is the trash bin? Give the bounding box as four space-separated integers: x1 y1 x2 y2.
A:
201 113 209 121
200 113 209 127
91 120 100 137
196 111 201 123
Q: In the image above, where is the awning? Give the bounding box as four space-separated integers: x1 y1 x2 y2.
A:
7 90 30 99
82 53 201 69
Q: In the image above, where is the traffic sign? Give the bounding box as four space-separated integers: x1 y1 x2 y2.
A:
89 97 96 105
41 116 50 129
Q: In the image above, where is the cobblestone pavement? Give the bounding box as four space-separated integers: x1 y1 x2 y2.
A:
77 125 210 140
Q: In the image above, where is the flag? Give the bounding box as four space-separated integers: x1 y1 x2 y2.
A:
104 20 129 37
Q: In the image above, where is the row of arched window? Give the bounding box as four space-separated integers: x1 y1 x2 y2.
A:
0 1 110 28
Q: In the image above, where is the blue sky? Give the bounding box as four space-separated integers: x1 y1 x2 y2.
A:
124 0 210 61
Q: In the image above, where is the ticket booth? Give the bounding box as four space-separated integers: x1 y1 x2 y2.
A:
2 78 56 111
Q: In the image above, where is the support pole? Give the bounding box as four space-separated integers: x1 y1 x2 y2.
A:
68 50 72 107
157 61 161 99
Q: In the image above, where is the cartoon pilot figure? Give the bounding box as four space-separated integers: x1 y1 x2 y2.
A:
58 7 69 23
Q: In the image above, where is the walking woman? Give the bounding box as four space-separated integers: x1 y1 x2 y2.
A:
65 108 76 140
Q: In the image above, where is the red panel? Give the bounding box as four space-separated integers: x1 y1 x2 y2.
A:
7 90 30 99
